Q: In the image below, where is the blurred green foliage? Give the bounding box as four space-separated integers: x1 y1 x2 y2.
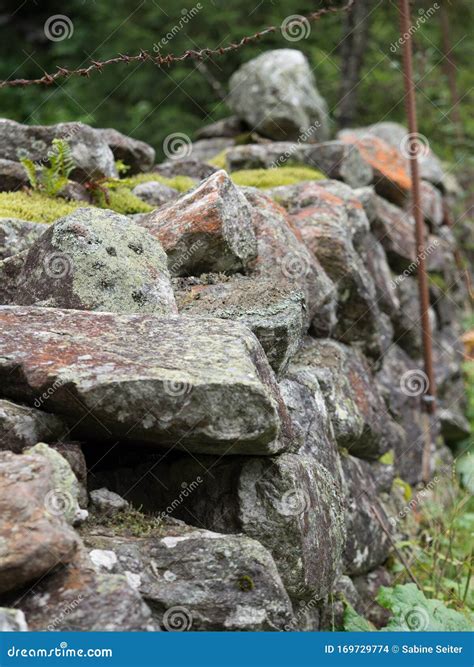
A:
0 0 472 163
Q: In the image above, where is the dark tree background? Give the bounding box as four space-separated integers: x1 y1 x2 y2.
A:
0 0 472 163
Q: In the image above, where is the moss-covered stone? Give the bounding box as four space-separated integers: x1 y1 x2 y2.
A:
231 166 324 189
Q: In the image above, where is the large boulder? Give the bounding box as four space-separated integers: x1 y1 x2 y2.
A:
290 338 402 460
0 398 66 453
97 127 155 173
0 447 79 594
229 50 329 142
175 276 306 375
0 119 117 181
83 524 293 631
0 306 291 455
0 218 45 260
138 171 257 276
0 208 178 316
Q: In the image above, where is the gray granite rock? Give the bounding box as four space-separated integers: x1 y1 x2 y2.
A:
0 218 45 260
98 127 155 173
132 181 179 207
0 158 29 191
0 399 66 453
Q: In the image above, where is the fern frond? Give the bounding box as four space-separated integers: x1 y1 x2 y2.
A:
20 157 38 189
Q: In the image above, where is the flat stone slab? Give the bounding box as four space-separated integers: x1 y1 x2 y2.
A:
0 306 290 455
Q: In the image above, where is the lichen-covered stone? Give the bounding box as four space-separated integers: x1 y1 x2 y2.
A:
0 208 178 316
242 188 336 335
51 442 88 508
229 50 329 142
338 130 411 206
341 455 392 575
132 181 179 207
0 158 29 191
100 452 345 602
0 399 66 453
138 171 257 276
9 550 157 631
0 448 79 594
393 277 437 359
0 119 117 181
0 306 290 455
291 338 400 460
358 233 400 317
0 218 45 260
98 127 155 173
270 181 390 357
175 276 306 375
305 142 373 188
372 195 417 271
83 524 292 631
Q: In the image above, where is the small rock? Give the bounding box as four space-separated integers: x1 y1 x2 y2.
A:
0 608 28 631
229 49 329 142
195 116 248 140
90 488 129 516
190 138 235 162
0 399 66 453
152 159 217 181
98 127 155 173
0 158 29 191
0 218 45 260
138 170 257 276
132 181 179 207
305 141 373 188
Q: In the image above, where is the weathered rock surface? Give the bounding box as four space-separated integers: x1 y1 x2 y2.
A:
291 338 400 460
152 159 217 181
132 181 179 207
9 550 157 631
0 218 45 260
351 566 392 627
98 127 155 173
372 195 417 271
341 455 392 575
406 180 444 229
195 116 248 140
270 182 390 356
0 306 290 455
242 188 336 334
305 142 373 188
0 119 117 181
0 448 79 594
51 442 88 508
92 451 345 602
319 575 362 630
0 158 29 191
229 50 329 142
138 171 257 276
338 129 411 205
190 137 235 162
0 208 178 316
0 399 66 453
83 524 293 631
90 488 129 516
175 276 306 375
225 142 307 172
393 277 437 359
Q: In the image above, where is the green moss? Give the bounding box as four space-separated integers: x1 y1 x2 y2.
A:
379 450 394 465
0 190 83 223
231 166 324 189
238 575 254 592
207 150 229 170
428 273 449 290
95 187 153 214
81 506 164 538
119 172 195 193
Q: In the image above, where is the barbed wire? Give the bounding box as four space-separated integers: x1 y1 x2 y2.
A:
0 1 354 88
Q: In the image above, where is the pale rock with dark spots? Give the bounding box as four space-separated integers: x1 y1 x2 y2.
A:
82 523 293 631
229 50 329 142
0 208 178 316
138 171 257 276
0 306 290 455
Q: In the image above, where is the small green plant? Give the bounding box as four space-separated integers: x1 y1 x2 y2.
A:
20 138 75 197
